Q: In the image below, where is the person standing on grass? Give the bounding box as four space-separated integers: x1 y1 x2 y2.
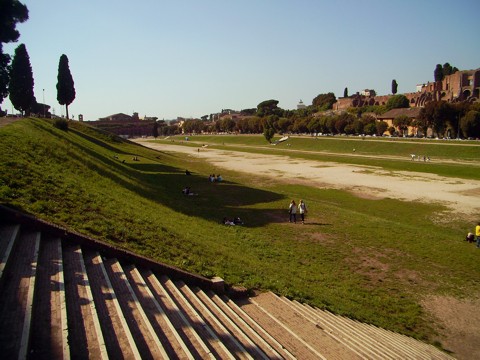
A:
476 222 480 248
298 199 308 224
289 200 297 223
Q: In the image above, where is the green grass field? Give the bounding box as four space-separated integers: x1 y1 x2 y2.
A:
1 118 479 345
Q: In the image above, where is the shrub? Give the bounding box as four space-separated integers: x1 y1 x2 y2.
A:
53 118 69 131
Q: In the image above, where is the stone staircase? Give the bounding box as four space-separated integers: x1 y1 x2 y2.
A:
0 206 455 359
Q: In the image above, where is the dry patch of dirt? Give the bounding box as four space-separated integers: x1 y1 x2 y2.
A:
0 117 21 128
308 232 334 244
422 295 480 360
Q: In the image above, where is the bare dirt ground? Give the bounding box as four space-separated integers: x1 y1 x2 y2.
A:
135 138 480 360
0 117 21 128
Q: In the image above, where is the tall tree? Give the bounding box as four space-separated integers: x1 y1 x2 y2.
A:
434 64 443 82
9 43 35 115
56 54 75 119
391 79 398 95
393 115 410 136
312 92 336 110
343 87 348 97
0 0 29 111
256 99 281 117
442 62 458 77
152 121 159 138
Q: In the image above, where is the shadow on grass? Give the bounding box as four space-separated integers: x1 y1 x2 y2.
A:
301 222 333 226
17 121 287 228
63 133 286 227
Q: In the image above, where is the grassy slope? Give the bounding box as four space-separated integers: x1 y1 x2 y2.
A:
1 118 479 344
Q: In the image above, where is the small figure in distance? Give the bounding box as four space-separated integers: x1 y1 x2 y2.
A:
223 217 235 225
182 186 196 195
216 174 223 182
289 200 297 223
466 232 475 243
185 169 191 175
298 199 308 224
476 222 480 248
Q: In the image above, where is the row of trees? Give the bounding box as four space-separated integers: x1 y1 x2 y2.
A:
172 96 480 140
0 0 76 118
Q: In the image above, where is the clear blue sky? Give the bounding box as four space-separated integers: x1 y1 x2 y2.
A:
2 0 480 120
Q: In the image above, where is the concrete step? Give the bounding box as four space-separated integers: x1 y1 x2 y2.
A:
191 286 262 359
0 224 20 281
124 265 195 359
209 290 290 359
344 316 455 360
0 229 40 359
292 300 397 359
63 245 108 359
226 293 296 359
103 258 168 359
142 270 215 359
82 251 139 359
238 293 327 360
160 275 235 359
322 308 421 359
316 306 454 360
29 236 69 359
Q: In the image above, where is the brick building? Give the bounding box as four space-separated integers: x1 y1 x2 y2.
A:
334 68 480 111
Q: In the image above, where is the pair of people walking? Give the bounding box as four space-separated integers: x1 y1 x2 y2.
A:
289 199 307 224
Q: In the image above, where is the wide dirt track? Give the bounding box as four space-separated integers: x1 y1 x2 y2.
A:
134 137 480 360
134 138 480 218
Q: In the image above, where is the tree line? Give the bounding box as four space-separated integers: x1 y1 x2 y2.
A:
164 94 480 140
0 0 76 120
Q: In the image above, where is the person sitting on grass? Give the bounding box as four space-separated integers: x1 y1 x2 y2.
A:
223 217 235 225
233 217 243 225
182 186 196 195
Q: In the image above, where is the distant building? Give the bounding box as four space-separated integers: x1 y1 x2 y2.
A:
377 107 421 128
360 89 376 97
297 100 306 110
98 113 133 121
89 112 154 138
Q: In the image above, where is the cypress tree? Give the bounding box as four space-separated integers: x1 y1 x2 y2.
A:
56 54 75 119
391 79 398 95
153 121 159 138
9 43 35 115
343 87 348 97
434 64 443 82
